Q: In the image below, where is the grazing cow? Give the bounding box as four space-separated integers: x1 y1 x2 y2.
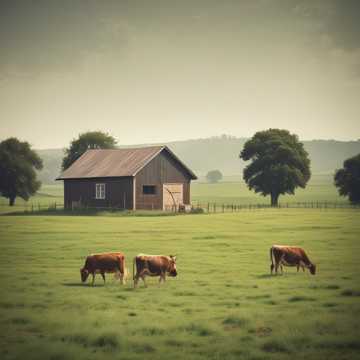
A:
133 254 177 288
270 245 316 275
80 252 127 286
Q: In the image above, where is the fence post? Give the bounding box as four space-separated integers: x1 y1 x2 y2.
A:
222 204 224 213
207 203 210 213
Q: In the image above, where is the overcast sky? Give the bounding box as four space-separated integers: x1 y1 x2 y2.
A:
1 0 359 149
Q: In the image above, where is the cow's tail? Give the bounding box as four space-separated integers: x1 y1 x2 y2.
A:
133 256 136 281
270 246 274 266
119 255 125 275
121 256 129 281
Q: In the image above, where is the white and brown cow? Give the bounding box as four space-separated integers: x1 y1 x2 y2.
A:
133 254 177 288
270 245 316 275
80 252 127 286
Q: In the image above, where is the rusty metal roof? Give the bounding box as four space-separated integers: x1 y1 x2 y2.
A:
56 146 197 180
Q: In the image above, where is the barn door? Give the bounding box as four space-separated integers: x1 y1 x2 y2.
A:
163 183 183 211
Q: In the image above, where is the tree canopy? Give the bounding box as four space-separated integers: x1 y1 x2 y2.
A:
240 129 311 206
0 138 43 206
334 153 360 204
62 131 117 170
206 170 223 183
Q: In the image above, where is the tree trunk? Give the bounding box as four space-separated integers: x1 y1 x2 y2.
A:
9 196 16 206
271 193 279 207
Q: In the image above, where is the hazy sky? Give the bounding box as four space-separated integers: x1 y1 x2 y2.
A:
1 0 359 149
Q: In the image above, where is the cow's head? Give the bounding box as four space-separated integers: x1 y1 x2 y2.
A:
80 267 89 282
309 263 316 275
167 255 177 277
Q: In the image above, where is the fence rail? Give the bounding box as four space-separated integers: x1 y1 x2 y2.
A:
1 200 359 215
192 201 360 212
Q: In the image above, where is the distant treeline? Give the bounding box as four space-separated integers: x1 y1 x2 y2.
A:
36 136 360 184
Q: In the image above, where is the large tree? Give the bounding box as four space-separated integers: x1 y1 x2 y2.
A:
334 153 360 204
206 169 223 183
0 138 43 206
240 129 311 206
62 131 117 170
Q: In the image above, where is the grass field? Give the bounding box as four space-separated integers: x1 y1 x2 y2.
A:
0 185 64 214
0 174 345 215
1 209 360 360
192 174 343 206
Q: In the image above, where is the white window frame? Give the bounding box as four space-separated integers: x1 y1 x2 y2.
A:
95 183 106 199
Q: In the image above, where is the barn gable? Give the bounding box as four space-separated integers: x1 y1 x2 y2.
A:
135 149 193 210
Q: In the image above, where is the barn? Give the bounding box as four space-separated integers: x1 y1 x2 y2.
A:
56 146 197 210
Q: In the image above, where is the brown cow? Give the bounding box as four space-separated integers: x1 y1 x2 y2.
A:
133 254 177 288
270 245 316 275
80 252 127 286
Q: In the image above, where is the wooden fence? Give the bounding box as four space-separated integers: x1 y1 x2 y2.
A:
192 201 360 213
1 200 359 215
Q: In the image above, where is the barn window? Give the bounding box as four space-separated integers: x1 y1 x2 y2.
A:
95 183 106 199
143 185 156 195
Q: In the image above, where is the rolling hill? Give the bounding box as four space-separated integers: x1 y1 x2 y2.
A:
36 136 360 184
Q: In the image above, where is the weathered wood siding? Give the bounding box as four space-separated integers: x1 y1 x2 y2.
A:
64 177 133 209
135 151 191 210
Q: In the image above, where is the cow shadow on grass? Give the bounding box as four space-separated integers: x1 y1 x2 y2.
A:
255 274 272 279
255 273 299 279
62 282 134 288
62 282 105 287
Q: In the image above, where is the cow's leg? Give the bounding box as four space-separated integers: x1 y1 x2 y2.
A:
136 269 151 287
134 269 149 288
141 275 147 288
274 262 279 275
279 256 285 275
298 261 305 272
115 270 124 285
120 273 125 285
91 273 96 286
134 274 139 288
100 272 106 284
270 263 274 274
159 272 166 285
297 265 300 272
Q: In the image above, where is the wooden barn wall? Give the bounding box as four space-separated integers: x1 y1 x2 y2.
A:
135 152 191 210
64 177 133 209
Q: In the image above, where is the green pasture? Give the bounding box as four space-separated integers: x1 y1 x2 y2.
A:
0 209 359 360
192 174 343 206
0 174 345 215
0 185 64 214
